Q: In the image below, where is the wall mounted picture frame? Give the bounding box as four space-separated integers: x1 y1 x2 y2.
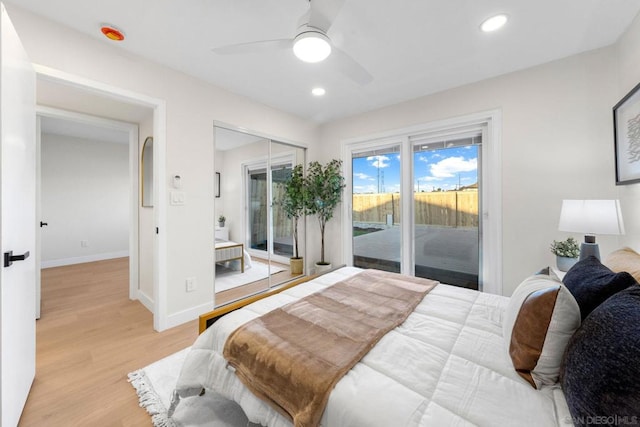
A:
613 81 640 185
215 172 221 198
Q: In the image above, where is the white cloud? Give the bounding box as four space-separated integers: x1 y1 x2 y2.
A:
430 156 477 178
354 184 379 194
354 172 375 181
367 155 390 168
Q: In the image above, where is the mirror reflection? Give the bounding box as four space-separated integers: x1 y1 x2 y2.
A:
214 126 306 307
141 136 153 207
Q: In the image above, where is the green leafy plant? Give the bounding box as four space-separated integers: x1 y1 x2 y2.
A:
305 159 346 265
550 237 580 258
218 214 225 224
281 164 305 259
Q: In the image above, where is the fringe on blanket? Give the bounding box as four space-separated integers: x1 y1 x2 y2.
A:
127 369 178 427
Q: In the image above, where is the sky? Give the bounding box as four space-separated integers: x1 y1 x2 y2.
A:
352 146 478 194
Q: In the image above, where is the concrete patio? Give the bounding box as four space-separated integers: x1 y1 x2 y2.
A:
353 225 479 288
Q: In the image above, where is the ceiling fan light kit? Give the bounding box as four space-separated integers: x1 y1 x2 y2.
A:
212 0 372 84
293 30 332 63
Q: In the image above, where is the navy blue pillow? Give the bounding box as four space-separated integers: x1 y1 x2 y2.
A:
562 256 637 320
560 285 640 424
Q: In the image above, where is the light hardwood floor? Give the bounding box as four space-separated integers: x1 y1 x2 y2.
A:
19 257 198 426
215 259 302 306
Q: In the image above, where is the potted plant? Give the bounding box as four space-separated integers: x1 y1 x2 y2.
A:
305 159 346 272
218 214 226 228
281 164 306 274
550 237 580 272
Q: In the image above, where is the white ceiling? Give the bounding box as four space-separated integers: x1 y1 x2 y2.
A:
40 116 130 144
9 0 640 124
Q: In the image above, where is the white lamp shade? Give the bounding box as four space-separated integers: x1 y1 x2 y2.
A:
293 31 331 63
558 200 625 235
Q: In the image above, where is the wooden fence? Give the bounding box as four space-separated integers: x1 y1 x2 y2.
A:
353 191 478 227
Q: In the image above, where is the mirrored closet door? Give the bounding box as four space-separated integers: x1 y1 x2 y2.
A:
214 126 306 307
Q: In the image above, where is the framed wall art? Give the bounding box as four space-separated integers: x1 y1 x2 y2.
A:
613 81 640 185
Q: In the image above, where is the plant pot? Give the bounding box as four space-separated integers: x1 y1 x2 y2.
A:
290 257 304 275
315 262 332 274
218 221 225 228
556 256 578 272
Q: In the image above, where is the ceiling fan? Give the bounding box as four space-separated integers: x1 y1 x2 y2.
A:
212 0 373 85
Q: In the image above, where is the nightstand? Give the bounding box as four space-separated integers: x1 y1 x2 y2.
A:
550 266 566 281
215 226 229 241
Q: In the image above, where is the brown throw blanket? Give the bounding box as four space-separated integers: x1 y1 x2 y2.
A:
223 269 438 427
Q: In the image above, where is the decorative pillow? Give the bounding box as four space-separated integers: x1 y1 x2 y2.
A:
563 256 637 321
604 247 640 283
560 285 640 422
503 274 581 389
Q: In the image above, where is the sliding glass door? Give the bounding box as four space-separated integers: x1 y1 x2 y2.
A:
351 145 402 273
347 127 484 290
411 134 481 289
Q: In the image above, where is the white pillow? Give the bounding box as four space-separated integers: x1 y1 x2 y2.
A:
503 273 581 389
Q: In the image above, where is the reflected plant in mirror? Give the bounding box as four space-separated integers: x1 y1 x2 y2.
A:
281 164 306 274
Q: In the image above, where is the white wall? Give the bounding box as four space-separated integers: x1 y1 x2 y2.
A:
615 12 640 252
5 4 319 329
318 45 628 296
10 3 640 323
221 140 269 245
41 133 129 267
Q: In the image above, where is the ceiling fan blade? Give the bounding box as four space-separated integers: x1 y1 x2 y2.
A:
213 39 292 55
308 0 346 32
331 46 373 85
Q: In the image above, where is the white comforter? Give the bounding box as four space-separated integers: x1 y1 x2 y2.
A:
173 267 570 426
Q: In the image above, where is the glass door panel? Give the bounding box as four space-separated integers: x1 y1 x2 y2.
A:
214 126 271 306
269 142 306 284
412 135 480 289
248 168 268 252
271 164 293 258
351 145 402 272
214 128 308 307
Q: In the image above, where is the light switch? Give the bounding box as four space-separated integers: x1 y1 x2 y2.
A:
170 191 186 205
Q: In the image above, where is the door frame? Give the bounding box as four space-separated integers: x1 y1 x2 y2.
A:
35 106 139 318
34 64 169 331
341 109 503 295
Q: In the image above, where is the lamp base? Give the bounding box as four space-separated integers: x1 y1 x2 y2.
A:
579 242 600 261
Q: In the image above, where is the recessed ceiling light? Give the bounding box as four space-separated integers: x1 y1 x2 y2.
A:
480 14 508 32
293 31 332 63
312 87 326 96
100 24 125 41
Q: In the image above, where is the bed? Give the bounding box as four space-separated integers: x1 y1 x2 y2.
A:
215 239 252 273
171 248 640 426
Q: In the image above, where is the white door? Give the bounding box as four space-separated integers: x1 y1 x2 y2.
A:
0 3 37 426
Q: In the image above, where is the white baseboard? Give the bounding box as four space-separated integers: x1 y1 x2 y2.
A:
165 301 214 330
41 251 129 269
136 289 154 313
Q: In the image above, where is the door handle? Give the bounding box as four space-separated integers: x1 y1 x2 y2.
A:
4 251 30 268
40 221 48 227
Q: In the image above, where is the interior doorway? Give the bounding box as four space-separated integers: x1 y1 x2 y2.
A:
35 108 139 318
33 67 167 329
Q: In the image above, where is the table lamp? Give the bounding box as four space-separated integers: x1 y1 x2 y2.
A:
558 200 625 261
